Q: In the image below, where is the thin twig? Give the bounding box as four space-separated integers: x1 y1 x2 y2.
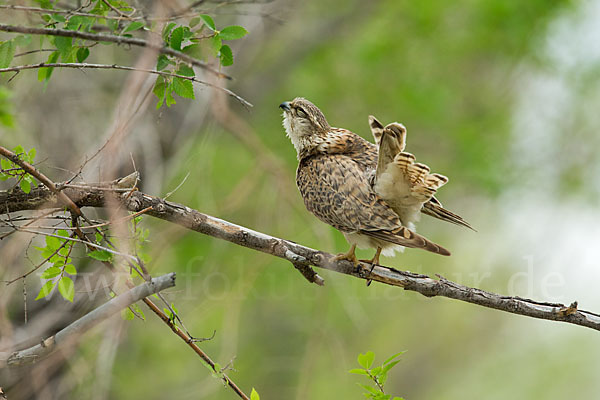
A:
2 232 75 285
0 4 207 22
0 24 230 79
0 62 252 108
0 151 251 400
3 273 177 366
14 206 152 231
164 172 190 200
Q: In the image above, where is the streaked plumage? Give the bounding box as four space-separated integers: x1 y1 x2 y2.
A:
280 97 471 265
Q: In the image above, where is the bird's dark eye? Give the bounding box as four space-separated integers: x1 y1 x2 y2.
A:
296 108 307 118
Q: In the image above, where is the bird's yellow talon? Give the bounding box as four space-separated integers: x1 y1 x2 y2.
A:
334 244 359 266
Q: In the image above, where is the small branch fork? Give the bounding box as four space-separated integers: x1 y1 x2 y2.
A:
0 147 250 400
0 24 226 79
3 170 600 332
2 273 176 367
0 62 252 108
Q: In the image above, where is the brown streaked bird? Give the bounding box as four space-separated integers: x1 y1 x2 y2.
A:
280 97 472 266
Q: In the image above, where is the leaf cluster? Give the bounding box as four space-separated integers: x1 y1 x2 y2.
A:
35 229 76 302
350 351 405 400
0 145 38 193
0 0 248 109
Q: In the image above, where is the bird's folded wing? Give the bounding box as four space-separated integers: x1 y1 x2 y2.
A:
297 154 450 255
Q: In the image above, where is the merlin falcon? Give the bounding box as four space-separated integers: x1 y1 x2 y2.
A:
280 97 472 266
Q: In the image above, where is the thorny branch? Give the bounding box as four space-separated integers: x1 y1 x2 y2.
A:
3 175 600 332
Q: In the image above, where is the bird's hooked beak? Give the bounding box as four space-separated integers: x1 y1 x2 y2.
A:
279 101 291 112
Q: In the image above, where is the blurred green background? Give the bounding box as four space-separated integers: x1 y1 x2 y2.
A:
4 0 600 398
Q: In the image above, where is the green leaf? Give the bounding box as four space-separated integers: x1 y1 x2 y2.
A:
54 36 73 59
1 158 12 170
250 388 260 400
58 276 74 302
45 235 62 250
38 51 59 82
51 13 66 22
64 263 77 275
170 26 184 51
66 16 83 31
153 76 166 109
14 35 32 47
219 26 248 40
200 14 216 31
177 65 195 77
182 43 202 58
382 360 401 374
358 384 379 394
383 351 406 365
162 22 177 40
87 249 112 261
132 303 145 320
35 280 55 300
88 249 112 261
173 77 194 99
35 0 53 9
76 47 90 62
122 308 135 320
208 34 222 57
189 17 201 28
165 88 176 107
156 54 171 71
349 368 369 375
219 44 233 66
19 179 31 194
163 307 174 320
106 19 119 32
0 41 16 68
28 147 37 161
182 26 194 39
41 266 61 279
358 351 375 369
124 21 145 32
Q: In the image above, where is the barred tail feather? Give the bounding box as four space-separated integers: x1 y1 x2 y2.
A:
422 199 475 231
362 226 451 256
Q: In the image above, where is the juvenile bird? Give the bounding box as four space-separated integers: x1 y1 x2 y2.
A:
280 97 471 266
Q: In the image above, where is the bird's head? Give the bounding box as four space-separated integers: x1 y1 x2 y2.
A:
280 97 331 157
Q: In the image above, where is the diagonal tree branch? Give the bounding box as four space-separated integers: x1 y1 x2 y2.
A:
2 273 176 367
0 150 251 399
0 24 229 79
2 175 600 332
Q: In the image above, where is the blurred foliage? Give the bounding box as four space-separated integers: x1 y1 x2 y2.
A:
5 0 600 399
247 0 575 196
